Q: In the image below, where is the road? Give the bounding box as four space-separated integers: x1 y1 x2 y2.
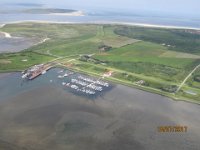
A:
56 59 76 66
176 64 200 93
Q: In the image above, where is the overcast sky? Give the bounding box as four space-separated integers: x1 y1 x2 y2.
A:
1 0 199 16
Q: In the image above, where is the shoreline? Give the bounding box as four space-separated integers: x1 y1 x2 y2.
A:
34 38 50 46
66 65 200 105
2 20 200 30
0 69 199 106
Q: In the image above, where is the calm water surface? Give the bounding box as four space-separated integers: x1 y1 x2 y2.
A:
0 68 199 150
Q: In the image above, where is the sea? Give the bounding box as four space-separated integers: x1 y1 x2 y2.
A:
0 68 200 150
0 5 200 29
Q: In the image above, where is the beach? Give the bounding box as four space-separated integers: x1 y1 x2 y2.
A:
0 24 5 28
49 10 85 16
2 20 200 30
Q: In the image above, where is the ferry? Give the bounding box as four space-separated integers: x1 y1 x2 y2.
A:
22 64 52 80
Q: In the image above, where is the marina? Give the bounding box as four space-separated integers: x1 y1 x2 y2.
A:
57 70 110 96
22 66 111 97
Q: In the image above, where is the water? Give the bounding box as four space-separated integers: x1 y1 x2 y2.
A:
0 2 200 29
0 69 200 150
0 13 200 29
0 36 38 53
0 68 112 100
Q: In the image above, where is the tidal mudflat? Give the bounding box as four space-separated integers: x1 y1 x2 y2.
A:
0 30 47 53
0 36 40 53
0 68 200 150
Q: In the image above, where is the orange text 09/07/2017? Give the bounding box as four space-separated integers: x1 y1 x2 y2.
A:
157 126 188 133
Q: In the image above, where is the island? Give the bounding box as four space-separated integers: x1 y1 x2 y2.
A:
0 22 200 103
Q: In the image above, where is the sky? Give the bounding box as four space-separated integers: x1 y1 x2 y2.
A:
0 0 200 17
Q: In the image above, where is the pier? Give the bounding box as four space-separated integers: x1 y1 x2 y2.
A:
22 64 53 80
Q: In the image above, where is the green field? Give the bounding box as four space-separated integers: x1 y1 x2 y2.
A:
114 26 200 54
0 52 54 72
95 41 200 81
0 22 200 103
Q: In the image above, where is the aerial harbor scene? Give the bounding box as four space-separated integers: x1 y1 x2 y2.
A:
0 0 200 150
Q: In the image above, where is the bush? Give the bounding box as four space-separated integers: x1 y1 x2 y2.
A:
161 85 178 93
194 75 200 82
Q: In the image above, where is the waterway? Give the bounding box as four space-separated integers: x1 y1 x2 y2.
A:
0 68 199 150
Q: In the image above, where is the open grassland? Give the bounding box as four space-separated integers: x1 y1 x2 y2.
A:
0 52 54 72
160 50 200 59
0 22 200 102
114 26 200 54
96 25 139 48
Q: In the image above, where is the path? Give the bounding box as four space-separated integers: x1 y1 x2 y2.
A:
176 64 200 93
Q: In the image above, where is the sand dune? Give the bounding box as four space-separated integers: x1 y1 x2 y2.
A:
0 24 12 38
0 32 12 38
0 24 5 28
49 10 84 16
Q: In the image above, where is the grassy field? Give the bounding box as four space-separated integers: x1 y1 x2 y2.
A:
0 52 54 72
95 41 200 82
114 26 200 54
0 22 200 102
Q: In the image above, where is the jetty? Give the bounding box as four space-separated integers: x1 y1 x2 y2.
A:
22 63 53 80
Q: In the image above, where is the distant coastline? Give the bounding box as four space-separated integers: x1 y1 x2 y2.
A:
2 20 200 30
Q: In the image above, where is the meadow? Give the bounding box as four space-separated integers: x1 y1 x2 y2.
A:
114 26 200 54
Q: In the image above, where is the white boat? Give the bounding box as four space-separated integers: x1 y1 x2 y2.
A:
66 83 70 86
58 70 64 73
58 75 63 78
63 73 68 77
42 70 46 75
71 85 78 90
69 72 74 75
22 73 28 79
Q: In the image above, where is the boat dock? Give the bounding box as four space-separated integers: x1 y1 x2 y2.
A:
57 71 110 96
22 64 53 80
22 65 111 97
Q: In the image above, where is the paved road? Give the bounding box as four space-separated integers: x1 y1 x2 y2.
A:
176 64 200 93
